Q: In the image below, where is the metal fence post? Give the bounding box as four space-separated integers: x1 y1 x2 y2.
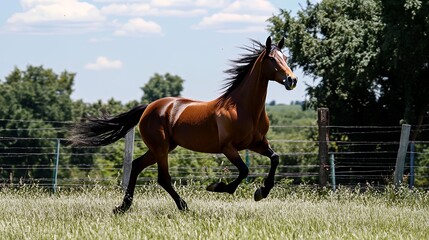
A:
394 124 411 187
122 128 135 191
330 154 336 192
409 141 415 189
245 150 250 182
52 139 60 193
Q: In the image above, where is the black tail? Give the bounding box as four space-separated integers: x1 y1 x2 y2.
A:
69 105 147 146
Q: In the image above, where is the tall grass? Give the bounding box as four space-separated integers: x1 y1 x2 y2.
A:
1 183 428 239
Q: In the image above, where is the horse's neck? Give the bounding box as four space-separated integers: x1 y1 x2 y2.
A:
229 60 268 118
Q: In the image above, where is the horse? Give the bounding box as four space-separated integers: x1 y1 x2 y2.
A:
69 36 297 214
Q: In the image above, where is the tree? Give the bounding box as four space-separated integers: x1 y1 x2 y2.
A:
379 0 429 139
141 73 184 104
0 66 74 184
267 0 429 185
267 0 428 136
268 0 384 126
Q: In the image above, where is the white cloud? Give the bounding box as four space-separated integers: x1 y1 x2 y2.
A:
101 3 207 17
156 9 207 17
98 0 226 18
92 0 147 2
6 0 105 33
217 25 265 33
150 0 192 7
195 0 227 8
20 0 57 9
113 18 162 36
149 0 226 8
88 37 112 43
4 0 275 35
223 0 275 13
85 56 123 70
150 0 228 8
193 0 276 33
101 3 152 16
150 0 226 8
93 0 226 7
196 12 268 27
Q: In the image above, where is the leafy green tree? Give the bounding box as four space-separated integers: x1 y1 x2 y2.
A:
141 73 184 104
268 0 428 136
0 66 74 184
268 0 384 126
267 0 429 185
379 0 429 185
379 0 429 138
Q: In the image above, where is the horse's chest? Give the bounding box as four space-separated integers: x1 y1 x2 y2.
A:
231 119 268 147
234 119 267 134
216 110 269 149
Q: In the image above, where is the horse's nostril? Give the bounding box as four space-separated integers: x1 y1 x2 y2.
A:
288 76 297 86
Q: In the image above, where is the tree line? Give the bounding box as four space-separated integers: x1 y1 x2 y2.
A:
0 66 185 184
0 66 317 186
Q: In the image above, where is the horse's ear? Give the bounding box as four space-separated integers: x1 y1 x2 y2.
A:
278 37 285 49
265 36 272 51
265 36 272 58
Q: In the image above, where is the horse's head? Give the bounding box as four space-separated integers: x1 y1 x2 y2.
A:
262 36 297 90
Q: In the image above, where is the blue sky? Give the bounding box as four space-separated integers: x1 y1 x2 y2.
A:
0 0 316 104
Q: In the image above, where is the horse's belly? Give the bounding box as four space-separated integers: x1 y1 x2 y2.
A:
172 123 220 153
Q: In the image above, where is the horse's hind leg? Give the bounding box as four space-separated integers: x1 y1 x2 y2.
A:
113 151 157 214
157 154 188 210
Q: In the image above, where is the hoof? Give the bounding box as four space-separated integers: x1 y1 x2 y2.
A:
254 188 264 201
177 199 189 211
113 202 131 215
113 205 126 215
206 182 227 192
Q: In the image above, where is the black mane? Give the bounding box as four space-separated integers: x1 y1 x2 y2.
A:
220 39 266 98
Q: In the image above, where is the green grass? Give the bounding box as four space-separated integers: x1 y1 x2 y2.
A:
1 184 429 239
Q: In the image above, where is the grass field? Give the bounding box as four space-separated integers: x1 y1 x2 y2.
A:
1 183 429 239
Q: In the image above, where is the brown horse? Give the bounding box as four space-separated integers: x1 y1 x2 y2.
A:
69 36 297 213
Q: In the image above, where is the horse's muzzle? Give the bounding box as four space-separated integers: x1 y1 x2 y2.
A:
284 76 297 90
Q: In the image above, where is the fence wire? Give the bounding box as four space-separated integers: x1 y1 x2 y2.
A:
0 123 428 189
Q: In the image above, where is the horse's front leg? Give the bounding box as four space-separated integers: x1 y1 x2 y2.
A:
250 141 280 201
206 145 248 194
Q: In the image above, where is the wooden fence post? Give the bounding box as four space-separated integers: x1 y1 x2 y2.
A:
318 108 329 187
394 124 411 187
122 128 135 191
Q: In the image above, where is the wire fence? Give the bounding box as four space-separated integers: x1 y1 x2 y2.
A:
329 125 429 188
1 119 429 190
